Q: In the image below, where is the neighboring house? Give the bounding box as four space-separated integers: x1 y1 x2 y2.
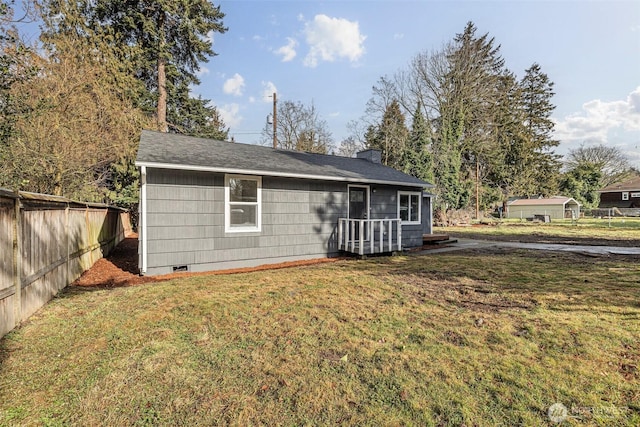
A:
598 175 640 209
506 197 580 220
135 130 433 275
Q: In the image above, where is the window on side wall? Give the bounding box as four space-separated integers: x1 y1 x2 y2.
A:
398 191 421 225
622 192 629 201
225 175 262 232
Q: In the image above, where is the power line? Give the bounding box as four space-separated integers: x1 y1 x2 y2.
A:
229 131 263 135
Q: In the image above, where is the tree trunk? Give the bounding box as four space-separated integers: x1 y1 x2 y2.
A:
54 169 63 196
157 56 167 133
157 12 168 133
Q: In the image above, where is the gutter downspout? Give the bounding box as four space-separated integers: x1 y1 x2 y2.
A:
140 166 148 275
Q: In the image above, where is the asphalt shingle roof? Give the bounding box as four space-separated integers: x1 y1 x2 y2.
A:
599 175 640 192
136 130 432 188
508 197 578 206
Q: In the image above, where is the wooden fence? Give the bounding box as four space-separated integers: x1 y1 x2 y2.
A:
0 189 131 338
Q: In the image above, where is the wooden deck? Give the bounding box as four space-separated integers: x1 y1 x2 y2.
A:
338 218 402 255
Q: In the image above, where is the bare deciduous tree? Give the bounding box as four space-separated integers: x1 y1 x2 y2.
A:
263 99 333 154
565 143 632 187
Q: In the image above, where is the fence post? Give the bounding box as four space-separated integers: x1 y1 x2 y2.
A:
65 203 70 286
85 206 92 265
12 192 21 324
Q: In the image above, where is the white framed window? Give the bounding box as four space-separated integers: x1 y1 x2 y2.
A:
622 192 629 201
225 174 261 233
398 191 421 225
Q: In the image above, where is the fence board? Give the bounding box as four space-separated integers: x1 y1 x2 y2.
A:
0 190 130 338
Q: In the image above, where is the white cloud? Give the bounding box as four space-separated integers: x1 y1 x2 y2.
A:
223 73 245 96
554 86 640 143
196 65 210 77
302 14 366 68
204 30 216 45
261 81 278 102
219 103 242 128
274 37 298 62
393 33 405 40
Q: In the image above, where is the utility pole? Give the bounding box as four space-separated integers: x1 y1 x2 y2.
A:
272 92 277 149
475 159 480 220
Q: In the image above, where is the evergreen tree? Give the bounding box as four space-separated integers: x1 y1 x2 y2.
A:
520 63 561 195
358 22 564 216
366 100 408 169
446 22 505 162
402 103 434 183
96 0 226 132
432 110 469 210
167 81 229 139
560 163 602 209
432 22 505 211
40 0 227 134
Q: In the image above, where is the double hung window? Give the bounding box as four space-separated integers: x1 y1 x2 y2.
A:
398 191 421 224
225 175 261 232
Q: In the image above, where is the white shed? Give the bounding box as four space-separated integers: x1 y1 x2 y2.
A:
506 197 581 220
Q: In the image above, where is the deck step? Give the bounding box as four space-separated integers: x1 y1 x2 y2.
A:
430 238 458 245
423 234 457 245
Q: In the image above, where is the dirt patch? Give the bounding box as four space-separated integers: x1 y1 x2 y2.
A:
72 234 344 289
72 235 156 288
394 269 539 315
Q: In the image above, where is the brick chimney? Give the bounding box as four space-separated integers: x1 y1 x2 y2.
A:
356 148 382 164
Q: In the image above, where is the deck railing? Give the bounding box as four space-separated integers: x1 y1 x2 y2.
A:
337 218 402 255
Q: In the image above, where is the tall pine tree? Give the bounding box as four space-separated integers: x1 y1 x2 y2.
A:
520 63 561 196
366 99 409 169
402 103 434 183
40 0 227 134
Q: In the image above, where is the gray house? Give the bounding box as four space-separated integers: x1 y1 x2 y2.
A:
135 131 433 275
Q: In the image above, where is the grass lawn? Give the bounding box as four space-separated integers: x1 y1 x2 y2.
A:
1 249 638 425
443 217 640 247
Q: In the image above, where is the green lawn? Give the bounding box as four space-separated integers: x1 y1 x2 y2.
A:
1 249 638 425
442 217 640 247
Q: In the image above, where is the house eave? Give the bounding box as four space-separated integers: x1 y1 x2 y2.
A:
135 160 434 189
598 189 640 193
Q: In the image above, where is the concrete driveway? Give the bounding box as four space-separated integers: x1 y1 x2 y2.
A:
416 238 640 256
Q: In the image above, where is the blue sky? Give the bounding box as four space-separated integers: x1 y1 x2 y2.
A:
194 0 640 168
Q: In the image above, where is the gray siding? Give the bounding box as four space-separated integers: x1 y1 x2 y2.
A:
142 169 427 275
369 186 425 247
143 170 348 275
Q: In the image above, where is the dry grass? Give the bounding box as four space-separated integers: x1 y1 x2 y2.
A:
1 248 639 426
